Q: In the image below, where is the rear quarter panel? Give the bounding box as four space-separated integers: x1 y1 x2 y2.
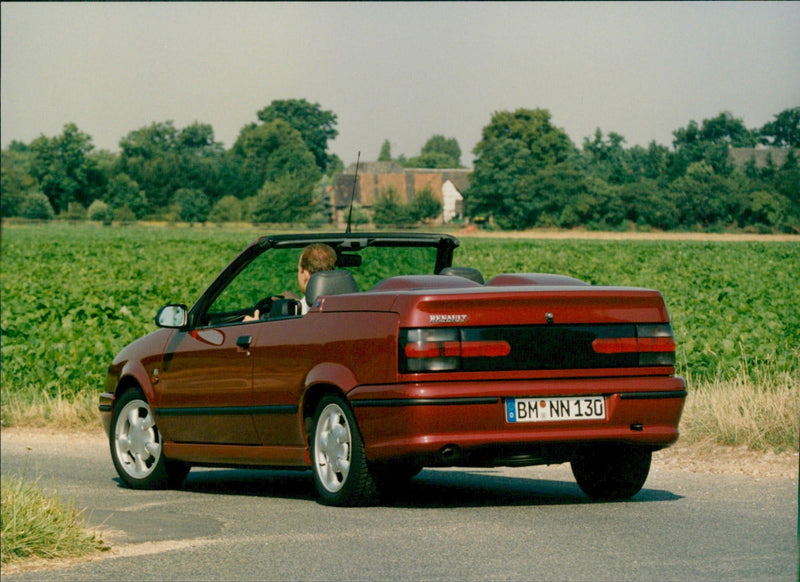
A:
251 310 400 445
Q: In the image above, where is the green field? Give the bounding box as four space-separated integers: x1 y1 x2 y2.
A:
2 223 798 448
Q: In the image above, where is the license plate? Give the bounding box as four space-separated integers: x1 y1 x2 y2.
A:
505 396 606 423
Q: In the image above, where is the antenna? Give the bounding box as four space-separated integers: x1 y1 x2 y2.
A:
345 151 360 234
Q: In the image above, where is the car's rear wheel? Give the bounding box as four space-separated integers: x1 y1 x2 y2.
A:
570 444 651 501
311 395 378 506
110 388 189 490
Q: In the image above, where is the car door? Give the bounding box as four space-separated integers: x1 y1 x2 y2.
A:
152 243 300 446
250 315 316 447
155 321 261 445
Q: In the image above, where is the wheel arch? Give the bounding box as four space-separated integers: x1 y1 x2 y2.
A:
113 360 157 411
301 382 348 441
301 362 360 438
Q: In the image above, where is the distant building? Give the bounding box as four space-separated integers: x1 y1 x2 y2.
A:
441 179 463 223
728 147 799 169
333 161 470 225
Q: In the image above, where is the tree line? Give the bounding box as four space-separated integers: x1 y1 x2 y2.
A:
467 108 799 232
2 99 798 232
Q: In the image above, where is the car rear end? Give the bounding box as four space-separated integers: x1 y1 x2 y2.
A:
347 284 686 471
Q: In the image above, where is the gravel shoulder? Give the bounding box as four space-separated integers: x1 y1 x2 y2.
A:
2 427 797 479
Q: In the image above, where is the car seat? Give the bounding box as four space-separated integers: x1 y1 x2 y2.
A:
305 270 359 306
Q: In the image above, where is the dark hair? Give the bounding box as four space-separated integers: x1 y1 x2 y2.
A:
300 243 336 274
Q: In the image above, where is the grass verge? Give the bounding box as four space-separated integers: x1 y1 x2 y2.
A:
0 475 108 565
0 389 99 430
679 361 799 453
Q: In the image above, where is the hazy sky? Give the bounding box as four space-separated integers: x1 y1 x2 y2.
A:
2 2 799 167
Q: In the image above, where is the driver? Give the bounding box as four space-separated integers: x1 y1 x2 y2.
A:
246 243 337 320
296 243 337 314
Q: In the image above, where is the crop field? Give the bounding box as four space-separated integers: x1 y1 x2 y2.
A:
1 223 798 449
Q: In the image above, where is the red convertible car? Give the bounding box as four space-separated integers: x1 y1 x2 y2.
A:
99 232 686 505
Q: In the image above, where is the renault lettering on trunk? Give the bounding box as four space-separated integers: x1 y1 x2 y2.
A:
430 314 467 324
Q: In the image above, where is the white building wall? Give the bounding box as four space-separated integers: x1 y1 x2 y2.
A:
441 180 463 223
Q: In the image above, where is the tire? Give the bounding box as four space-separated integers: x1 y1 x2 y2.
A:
110 388 189 490
570 444 652 501
310 395 378 506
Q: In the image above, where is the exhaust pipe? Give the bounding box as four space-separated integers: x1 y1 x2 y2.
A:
439 444 460 461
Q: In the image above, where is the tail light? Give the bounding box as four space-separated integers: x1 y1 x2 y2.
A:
400 328 511 372
399 323 676 374
592 323 676 366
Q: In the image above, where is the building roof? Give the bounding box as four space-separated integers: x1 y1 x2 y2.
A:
344 161 405 174
728 147 799 169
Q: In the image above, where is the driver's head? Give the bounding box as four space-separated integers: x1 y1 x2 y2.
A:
297 243 337 293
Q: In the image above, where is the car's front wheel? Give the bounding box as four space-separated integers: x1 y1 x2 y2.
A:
570 444 651 501
311 395 378 506
110 388 189 489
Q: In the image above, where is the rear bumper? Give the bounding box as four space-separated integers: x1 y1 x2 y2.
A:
348 376 686 464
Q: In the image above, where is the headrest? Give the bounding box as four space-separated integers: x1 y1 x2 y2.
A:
305 270 359 306
438 266 485 285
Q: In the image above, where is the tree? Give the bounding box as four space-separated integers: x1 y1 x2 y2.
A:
233 119 321 222
700 111 756 146
670 111 756 177
257 99 338 173
466 108 577 229
234 120 320 184
516 160 592 229
86 149 118 204
466 137 534 228
87 199 114 224
174 188 210 224
106 174 148 219
118 121 225 210
208 195 245 222
759 107 800 148
345 202 369 228
29 123 97 213
627 141 670 181
422 135 461 165
568 177 626 230
326 154 344 176
372 187 411 227
619 180 680 230
1 146 38 217
406 151 457 169
475 109 574 167
774 150 800 205
118 121 181 209
178 122 224 154
251 174 317 223
19 191 55 220
406 135 462 168
378 140 393 162
206 150 260 202
582 129 631 184
671 161 735 227
737 189 790 229
408 186 442 223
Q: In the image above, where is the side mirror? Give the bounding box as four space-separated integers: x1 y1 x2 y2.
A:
155 304 188 328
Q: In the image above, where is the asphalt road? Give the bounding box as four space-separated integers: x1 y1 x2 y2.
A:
1 430 797 582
